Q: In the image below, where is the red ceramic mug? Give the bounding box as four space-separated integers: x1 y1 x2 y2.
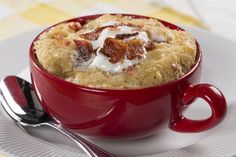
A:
29 14 227 139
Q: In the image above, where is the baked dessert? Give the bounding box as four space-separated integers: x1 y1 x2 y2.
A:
34 14 197 89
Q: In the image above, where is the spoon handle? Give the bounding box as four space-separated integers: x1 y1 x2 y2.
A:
44 122 116 157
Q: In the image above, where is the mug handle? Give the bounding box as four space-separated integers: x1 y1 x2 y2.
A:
171 84 227 132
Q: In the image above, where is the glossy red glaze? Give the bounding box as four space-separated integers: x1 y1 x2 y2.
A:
29 14 227 139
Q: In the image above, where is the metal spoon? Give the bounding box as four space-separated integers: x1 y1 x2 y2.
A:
0 76 115 157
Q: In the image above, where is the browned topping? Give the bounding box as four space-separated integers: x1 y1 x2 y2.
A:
80 31 99 40
127 39 145 60
96 25 116 32
125 23 143 29
68 22 81 32
79 24 142 41
116 32 139 40
123 65 136 75
80 25 116 40
53 34 66 40
107 26 117 31
64 40 72 46
99 38 146 63
145 41 155 51
74 40 93 61
78 24 151 64
53 34 72 47
100 38 128 63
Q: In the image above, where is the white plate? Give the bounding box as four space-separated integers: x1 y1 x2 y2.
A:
0 27 236 157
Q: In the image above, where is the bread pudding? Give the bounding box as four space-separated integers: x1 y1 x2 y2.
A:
34 14 197 89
